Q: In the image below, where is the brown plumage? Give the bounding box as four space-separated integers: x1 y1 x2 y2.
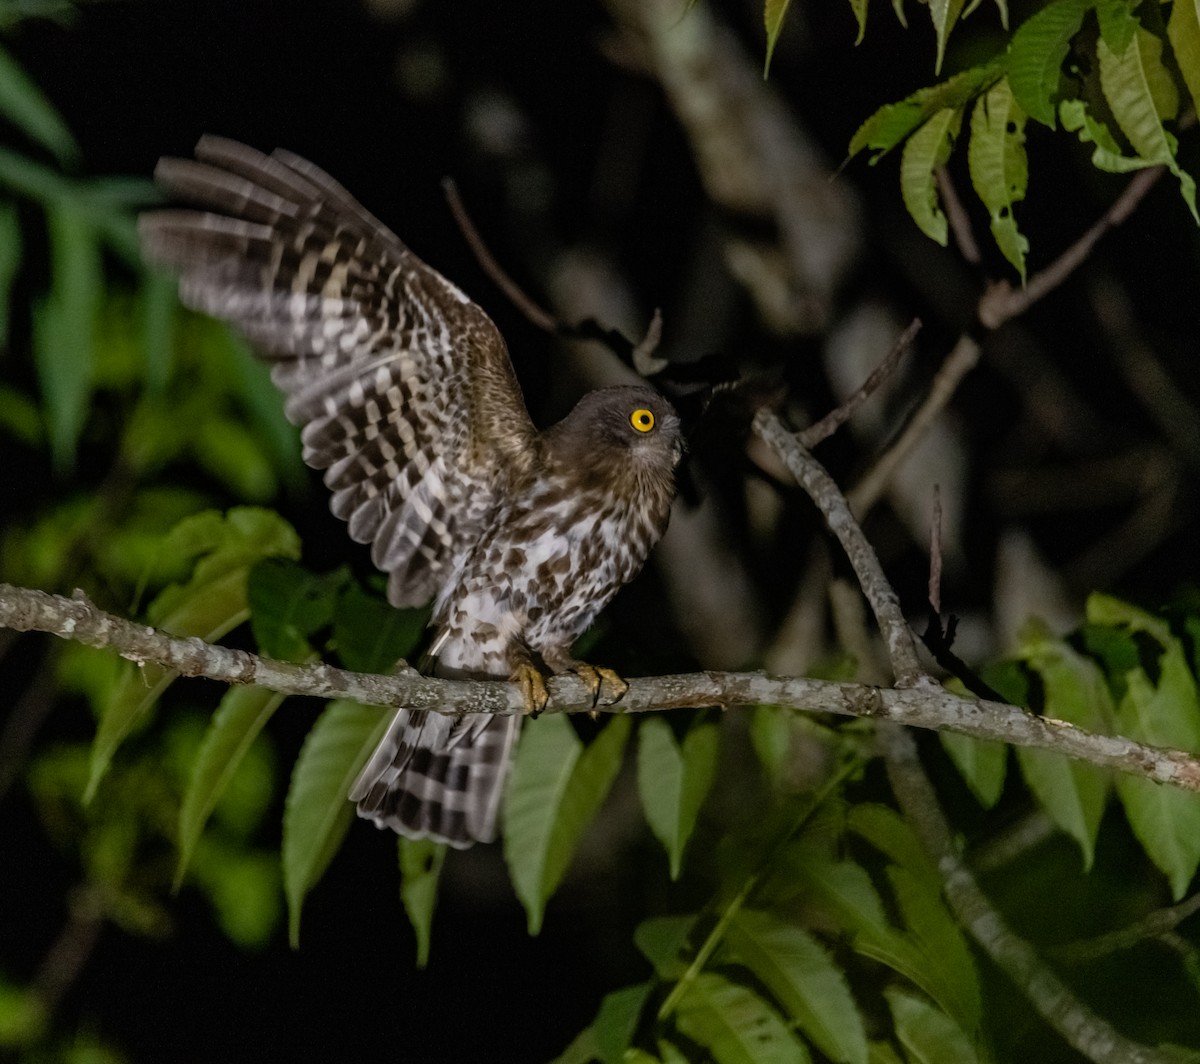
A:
139 137 682 846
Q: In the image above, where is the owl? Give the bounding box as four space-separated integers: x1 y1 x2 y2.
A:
139 136 682 846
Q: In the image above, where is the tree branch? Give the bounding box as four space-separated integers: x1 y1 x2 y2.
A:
3 582 1199 792
754 404 1179 1064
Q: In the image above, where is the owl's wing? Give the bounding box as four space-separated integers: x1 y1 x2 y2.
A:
139 136 538 607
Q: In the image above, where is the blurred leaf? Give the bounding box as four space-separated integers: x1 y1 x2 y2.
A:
398 836 445 969
140 271 176 395
1169 0 1200 118
548 1024 602 1064
846 804 940 893
248 557 347 662
635 914 695 979
192 416 280 501
848 62 1001 161
928 0 966 74
0 979 46 1047
0 42 79 165
0 382 43 446
0 199 19 347
595 982 652 1064
968 77 1029 280
900 107 962 245
939 731 1007 808
34 203 99 472
638 716 718 879
764 0 793 75
884 988 980 1064
283 699 392 947
887 866 981 1033
87 508 299 802
1098 28 1197 221
1006 0 1089 126
333 578 427 673
1014 635 1112 869
176 685 286 887
868 1044 907 1064
724 909 868 1064
674 973 811 1064
188 839 282 948
504 714 631 934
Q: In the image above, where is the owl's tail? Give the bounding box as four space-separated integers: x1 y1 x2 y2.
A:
349 708 519 848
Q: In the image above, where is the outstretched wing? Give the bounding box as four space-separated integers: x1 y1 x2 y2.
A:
139 136 537 607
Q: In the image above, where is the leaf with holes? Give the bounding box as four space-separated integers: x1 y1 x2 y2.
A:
968 78 1030 280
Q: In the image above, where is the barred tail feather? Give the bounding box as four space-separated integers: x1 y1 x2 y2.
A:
350 708 519 847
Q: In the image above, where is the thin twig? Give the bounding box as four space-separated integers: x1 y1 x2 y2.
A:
442 176 559 334
3 582 1200 791
928 484 943 615
1053 892 1200 965
853 165 1166 518
936 167 981 266
798 318 922 449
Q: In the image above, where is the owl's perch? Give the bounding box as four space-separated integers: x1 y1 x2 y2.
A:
2 580 1199 794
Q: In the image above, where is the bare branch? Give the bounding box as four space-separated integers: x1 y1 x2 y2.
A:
3 581 1200 792
936 166 981 266
442 176 559 334
799 318 921 449
881 725 1177 1064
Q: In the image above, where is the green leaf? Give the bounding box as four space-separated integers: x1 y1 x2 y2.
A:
187 840 282 948
967 77 1029 280
885 989 980 1064
939 731 1007 807
674 973 811 1064
1168 0 1200 119
595 982 653 1064
548 1024 602 1064
398 837 446 969
848 62 1002 160
0 43 79 165
849 0 868 44
638 716 718 879
1060 97 1155 173
846 804 940 893
725 910 868 1064
283 700 392 946
635 914 696 979
192 416 281 501
86 508 300 801
176 685 286 887
1098 28 1197 221
34 203 99 472
248 558 348 662
334 578 428 674
1006 0 1090 126
900 107 963 245
764 0 794 75
505 713 631 933
0 200 19 349
1013 635 1112 869
929 0 967 74
887 866 981 1033
1114 650 1200 898
1094 0 1139 54
140 270 176 396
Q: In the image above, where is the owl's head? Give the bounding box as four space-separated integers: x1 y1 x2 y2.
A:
550 385 683 472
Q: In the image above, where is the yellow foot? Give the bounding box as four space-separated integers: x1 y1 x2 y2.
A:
571 663 629 708
512 662 551 718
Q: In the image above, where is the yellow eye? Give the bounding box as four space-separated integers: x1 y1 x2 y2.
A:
630 408 655 433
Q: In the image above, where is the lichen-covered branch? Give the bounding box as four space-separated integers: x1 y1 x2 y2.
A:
3 582 1200 795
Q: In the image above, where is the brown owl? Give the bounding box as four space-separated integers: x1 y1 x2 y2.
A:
139 137 682 847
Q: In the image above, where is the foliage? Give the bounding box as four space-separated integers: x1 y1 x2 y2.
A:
774 0 1200 279
2 11 1200 1064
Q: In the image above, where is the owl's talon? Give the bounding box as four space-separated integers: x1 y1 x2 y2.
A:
512 662 550 718
571 663 628 707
